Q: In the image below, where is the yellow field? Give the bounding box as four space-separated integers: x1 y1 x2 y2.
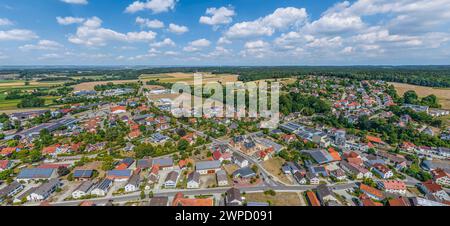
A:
140 72 238 85
261 157 293 185
244 192 303 206
73 79 139 91
389 82 450 109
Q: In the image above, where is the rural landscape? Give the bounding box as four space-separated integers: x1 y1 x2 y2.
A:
0 0 450 214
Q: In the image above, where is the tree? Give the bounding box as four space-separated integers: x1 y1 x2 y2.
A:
403 90 418 104
134 143 154 159
101 157 115 171
177 139 189 151
57 166 70 177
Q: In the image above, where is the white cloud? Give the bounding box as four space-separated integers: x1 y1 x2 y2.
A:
199 6 235 27
125 0 177 14
68 17 157 46
136 17 164 29
19 40 63 51
56 16 85 25
241 40 271 58
183 38 211 52
60 0 88 5
0 29 38 41
217 37 231 45
225 7 307 38
150 38 175 48
0 18 13 26
164 51 179 56
168 23 188 34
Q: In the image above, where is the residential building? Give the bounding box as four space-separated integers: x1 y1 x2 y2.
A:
27 179 60 201
164 171 180 188
16 168 57 182
377 180 407 195
216 170 229 186
195 160 221 175
124 174 140 193
72 181 94 199
187 172 200 189
91 179 113 197
225 187 243 206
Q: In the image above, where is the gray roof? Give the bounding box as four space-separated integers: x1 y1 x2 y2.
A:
187 171 200 183
95 179 112 191
165 171 179 183
152 157 173 167
226 187 242 204
127 174 140 187
232 167 256 178
17 168 55 179
74 181 94 193
0 181 23 197
196 160 221 171
33 179 60 196
148 196 168 206
316 184 333 202
216 170 228 182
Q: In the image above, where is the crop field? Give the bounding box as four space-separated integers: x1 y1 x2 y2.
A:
389 82 450 109
73 79 139 91
244 192 304 206
140 72 238 85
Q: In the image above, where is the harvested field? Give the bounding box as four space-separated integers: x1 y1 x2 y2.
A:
244 192 304 206
140 72 238 85
389 82 450 109
261 157 293 185
73 80 139 91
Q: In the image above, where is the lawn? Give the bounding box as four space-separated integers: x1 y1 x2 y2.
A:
244 192 304 206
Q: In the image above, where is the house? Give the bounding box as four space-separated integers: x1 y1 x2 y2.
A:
0 181 24 202
152 157 173 170
309 166 328 177
91 179 113 197
281 134 296 143
359 183 384 201
16 168 57 182
124 174 140 193
27 179 60 201
339 161 372 179
1 147 20 156
148 165 160 184
72 181 94 199
377 180 406 195
195 160 221 175
306 172 320 185
116 157 134 170
111 106 126 114
431 168 450 186
73 169 94 181
419 180 450 201
306 191 321 206
372 163 393 179
216 170 229 186
232 153 249 168
164 171 180 188
136 159 152 170
0 160 13 172
330 169 347 181
315 184 337 205
148 196 169 206
293 171 307 184
172 192 214 206
225 187 243 206
359 193 383 206
187 172 200 189
388 197 411 206
232 167 256 179
106 169 133 182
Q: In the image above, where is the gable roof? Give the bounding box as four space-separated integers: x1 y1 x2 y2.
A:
17 168 55 179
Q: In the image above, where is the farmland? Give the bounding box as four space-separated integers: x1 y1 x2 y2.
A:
390 82 450 109
139 72 238 85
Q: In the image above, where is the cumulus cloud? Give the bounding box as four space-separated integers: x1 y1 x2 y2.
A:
60 0 88 5
0 18 13 26
56 16 85 25
199 6 235 27
241 40 271 58
0 29 38 41
225 7 307 38
68 17 157 46
168 23 188 34
150 38 175 48
183 38 211 52
19 40 63 51
125 0 177 14
136 17 164 29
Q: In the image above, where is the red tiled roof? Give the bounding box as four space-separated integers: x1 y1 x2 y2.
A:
366 135 382 144
0 160 11 169
360 184 384 199
388 197 410 206
172 192 214 206
422 180 443 193
328 147 341 161
382 180 406 191
306 191 320 206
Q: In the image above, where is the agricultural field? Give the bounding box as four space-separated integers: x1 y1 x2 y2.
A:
73 79 139 91
244 192 304 206
389 82 450 109
140 72 238 85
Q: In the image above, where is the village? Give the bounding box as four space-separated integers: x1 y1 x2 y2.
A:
0 74 449 207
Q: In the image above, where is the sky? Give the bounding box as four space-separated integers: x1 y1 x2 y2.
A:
0 0 450 66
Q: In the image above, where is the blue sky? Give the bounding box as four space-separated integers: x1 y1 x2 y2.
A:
0 0 449 66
